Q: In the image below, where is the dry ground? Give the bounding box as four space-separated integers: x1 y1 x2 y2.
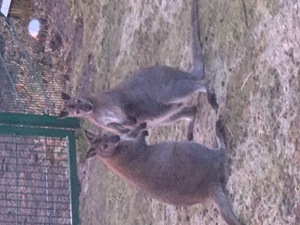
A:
65 0 299 224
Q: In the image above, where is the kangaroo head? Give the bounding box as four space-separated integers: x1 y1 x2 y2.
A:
85 130 121 159
59 92 94 118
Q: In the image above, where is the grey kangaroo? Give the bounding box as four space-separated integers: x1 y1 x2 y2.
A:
85 121 241 225
59 0 207 140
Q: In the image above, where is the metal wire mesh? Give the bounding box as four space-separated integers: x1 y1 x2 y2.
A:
0 17 65 115
0 12 79 225
0 135 72 225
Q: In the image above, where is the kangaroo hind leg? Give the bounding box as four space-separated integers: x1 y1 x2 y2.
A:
162 106 197 141
166 79 208 105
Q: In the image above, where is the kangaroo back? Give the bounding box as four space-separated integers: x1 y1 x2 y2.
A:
117 65 206 105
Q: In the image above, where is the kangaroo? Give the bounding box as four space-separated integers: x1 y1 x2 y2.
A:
85 120 241 225
59 0 208 141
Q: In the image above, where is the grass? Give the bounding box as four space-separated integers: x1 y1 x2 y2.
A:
67 0 82 21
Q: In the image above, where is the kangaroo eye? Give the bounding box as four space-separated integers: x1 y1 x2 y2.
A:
77 99 81 104
103 144 108 149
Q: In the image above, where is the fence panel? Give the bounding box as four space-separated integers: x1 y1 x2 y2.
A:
0 113 80 225
0 10 80 224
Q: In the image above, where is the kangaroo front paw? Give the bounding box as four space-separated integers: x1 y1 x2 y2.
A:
139 122 147 129
215 118 225 138
142 130 149 137
127 116 137 125
207 91 219 112
120 128 131 134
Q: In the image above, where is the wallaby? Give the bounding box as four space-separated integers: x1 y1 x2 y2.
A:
59 0 208 141
85 120 241 225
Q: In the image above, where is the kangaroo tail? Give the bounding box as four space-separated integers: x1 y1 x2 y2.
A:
190 0 205 79
214 120 242 225
213 187 242 225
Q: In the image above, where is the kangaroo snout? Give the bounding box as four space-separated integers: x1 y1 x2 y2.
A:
85 147 97 159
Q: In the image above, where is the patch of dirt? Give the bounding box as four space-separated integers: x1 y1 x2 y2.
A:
18 0 85 99
65 0 300 224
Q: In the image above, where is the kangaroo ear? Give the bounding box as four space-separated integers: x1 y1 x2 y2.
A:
61 92 71 102
59 109 69 118
142 130 149 137
140 122 147 129
84 130 96 141
83 102 93 112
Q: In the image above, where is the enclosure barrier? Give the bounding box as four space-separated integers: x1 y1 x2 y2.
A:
0 112 80 225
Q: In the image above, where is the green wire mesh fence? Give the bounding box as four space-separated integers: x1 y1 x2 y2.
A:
0 135 71 224
0 10 80 225
0 113 80 225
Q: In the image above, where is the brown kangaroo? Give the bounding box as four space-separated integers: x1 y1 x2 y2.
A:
59 0 208 140
85 121 241 225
